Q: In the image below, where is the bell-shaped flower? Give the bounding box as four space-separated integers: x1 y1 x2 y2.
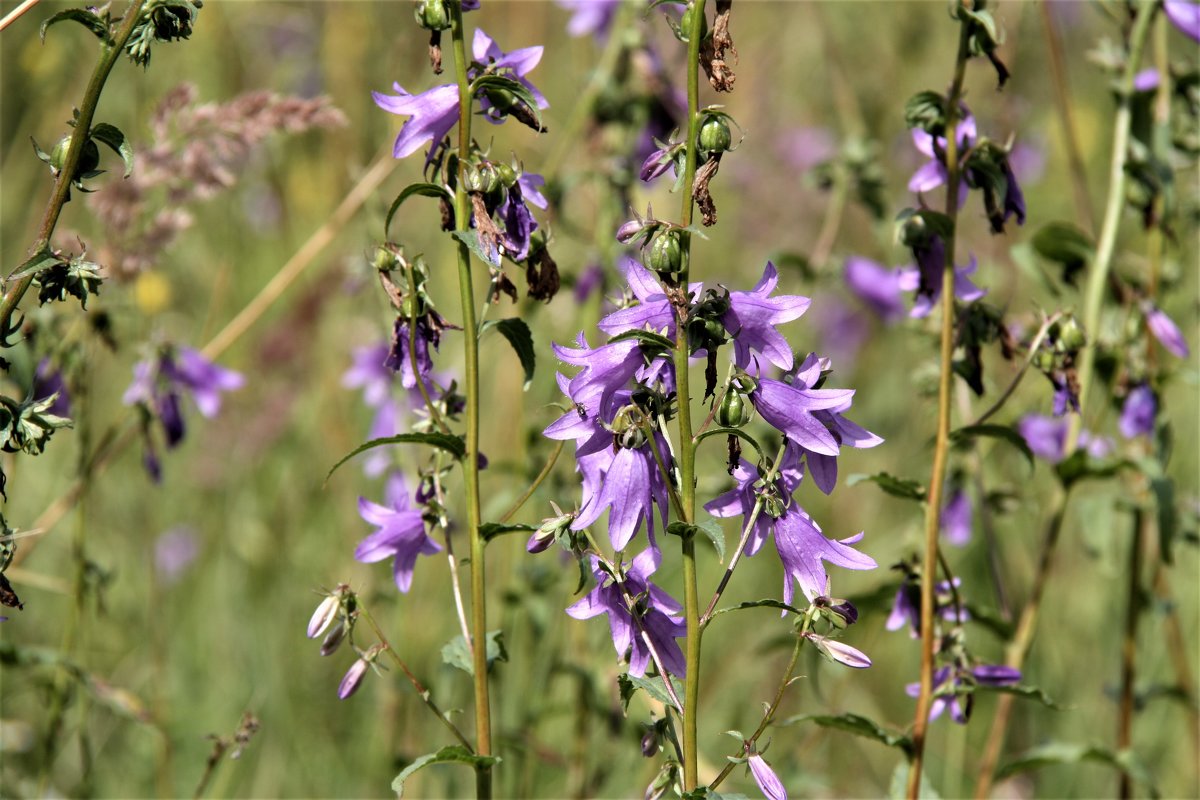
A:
566 548 686 677
844 256 905 324
1166 0 1200 41
723 262 810 372
906 663 1020 723
898 239 986 319
909 114 976 206
1144 303 1190 359
1119 385 1157 439
747 753 788 800
775 504 876 606
354 473 442 593
342 342 394 408
472 29 549 123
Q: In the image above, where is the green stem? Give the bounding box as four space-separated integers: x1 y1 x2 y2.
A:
908 13 972 799
497 440 563 524
973 488 1070 798
676 2 707 790
1117 509 1145 799
1 0 147 335
447 5 491 797
709 612 813 791
358 606 476 752
1068 0 1158 453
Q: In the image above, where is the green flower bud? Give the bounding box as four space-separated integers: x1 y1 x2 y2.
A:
50 135 100 178
372 244 401 272
413 0 450 30
495 162 518 189
716 389 752 428
1055 316 1086 352
648 230 683 275
698 116 732 157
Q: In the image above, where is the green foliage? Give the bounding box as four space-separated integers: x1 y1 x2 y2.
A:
441 630 507 676
949 423 1034 468
782 712 913 757
666 519 725 562
386 182 453 238
480 318 535 389
325 432 467 483
997 742 1158 795
391 746 501 797
39 7 114 45
847 472 926 503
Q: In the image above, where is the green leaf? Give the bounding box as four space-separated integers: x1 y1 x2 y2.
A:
325 433 465 483
480 521 535 542
1032 221 1094 270
89 123 133 178
40 8 113 44
962 603 1014 640
7 250 62 282
950 424 1034 469
470 74 544 130
712 599 805 618
847 472 926 503
996 742 1157 793
1150 474 1177 564
441 630 507 676
1054 451 1131 487
451 230 501 268
619 672 684 712
385 182 452 238
782 712 913 757
606 328 676 353
666 519 726 562
391 746 501 797
480 318 535 389
975 682 1067 711
904 90 948 136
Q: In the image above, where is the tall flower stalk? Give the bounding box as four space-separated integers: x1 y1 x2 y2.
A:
447 3 492 795
907 14 973 799
676 1 707 790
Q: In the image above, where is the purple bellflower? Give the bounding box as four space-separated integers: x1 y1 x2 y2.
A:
942 489 973 547
909 114 976 206
706 445 877 606
1144 303 1191 359
600 259 809 372
497 172 548 261
567 548 687 677
906 663 1021 723
355 473 442 593
556 0 620 39
897 238 986 319
1166 0 1200 41
844 256 906 324
33 359 71 418
747 353 883 494
342 342 393 408
1018 413 1113 464
374 29 548 162
1119 385 1157 439
747 754 788 800
124 346 244 450
886 576 967 638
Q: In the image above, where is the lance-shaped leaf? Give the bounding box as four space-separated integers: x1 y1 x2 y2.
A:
325 432 466 483
997 742 1157 794
781 712 913 757
479 521 536 542
480 318 535 389
847 472 926 503
441 630 507 676
666 519 726 563
618 672 684 712
385 182 452 238
950 423 1034 469
40 8 113 44
391 746 501 797
451 230 501 268
712 598 806 619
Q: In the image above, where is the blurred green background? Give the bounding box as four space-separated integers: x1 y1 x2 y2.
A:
1 1 1196 797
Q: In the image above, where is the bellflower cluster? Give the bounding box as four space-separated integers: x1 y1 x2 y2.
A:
123 345 244 479
567 548 686 677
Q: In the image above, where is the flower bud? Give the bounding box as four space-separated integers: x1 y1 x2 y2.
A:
495 162 517 189
307 594 340 639
615 217 648 244
49 135 101 178
716 388 751 428
698 116 732 157
372 243 402 273
527 510 575 554
464 162 501 195
648 230 683 275
320 620 346 656
338 658 369 699
807 634 872 669
413 0 450 30
1053 316 1086 352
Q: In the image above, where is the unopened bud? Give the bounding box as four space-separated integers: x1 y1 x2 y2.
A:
647 230 683 275
413 0 450 30
337 658 369 699
716 388 751 429
806 634 872 669
527 511 574 554
372 244 402 273
307 594 340 639
1054 316 1086 352
320 620 346 656
698 116 732 157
